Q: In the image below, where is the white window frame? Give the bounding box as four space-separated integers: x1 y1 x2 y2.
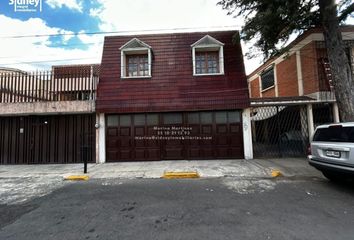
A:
191 35 225 76
260 65 275 92
119 38 152 79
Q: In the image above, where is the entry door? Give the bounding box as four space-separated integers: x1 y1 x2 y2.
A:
29 117 49 164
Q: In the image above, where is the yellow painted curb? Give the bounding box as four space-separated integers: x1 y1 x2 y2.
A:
162 171 200 179
64 175 89 181
271 170 282 178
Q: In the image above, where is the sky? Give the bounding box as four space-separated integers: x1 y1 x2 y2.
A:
0 0 352 75
0 0 266 74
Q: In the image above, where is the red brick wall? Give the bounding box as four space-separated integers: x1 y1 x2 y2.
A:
249 72 275 98
301 42 319 95
276 54 298 97
249 77 260 98
262 87 275 97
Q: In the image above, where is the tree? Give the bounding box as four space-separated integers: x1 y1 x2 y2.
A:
218 0 354 121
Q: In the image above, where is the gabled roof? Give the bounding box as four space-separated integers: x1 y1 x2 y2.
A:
191 35 224 47
119 38 152 50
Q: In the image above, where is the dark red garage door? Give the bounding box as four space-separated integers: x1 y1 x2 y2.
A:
106 111 243 161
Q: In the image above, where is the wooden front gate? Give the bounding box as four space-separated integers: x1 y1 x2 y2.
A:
0 114 95 164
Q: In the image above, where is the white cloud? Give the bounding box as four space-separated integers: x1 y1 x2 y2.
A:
89 8 101 17
88 0 264 74
59 29 75 43
0 0 266 74
0 15 58 38
46 0 83 12
0 15 102 71
77 30 102 44
92 0 242 32
89 0 263 73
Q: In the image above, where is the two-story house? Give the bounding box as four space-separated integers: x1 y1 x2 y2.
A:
247 26 354 158
96 30 251 162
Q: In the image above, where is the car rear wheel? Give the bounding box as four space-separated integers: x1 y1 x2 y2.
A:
321 171 343 182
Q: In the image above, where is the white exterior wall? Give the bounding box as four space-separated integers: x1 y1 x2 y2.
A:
296 51 304 96
0 101 95 116
307 104 314 141
97 113 106 164
332 102 340 123
242 108 253 160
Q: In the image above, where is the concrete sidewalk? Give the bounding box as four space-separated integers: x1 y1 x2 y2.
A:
0 158 323 205
0 158 322 179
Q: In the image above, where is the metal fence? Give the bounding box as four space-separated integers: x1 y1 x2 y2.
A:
0 70 98 103
251 103 334 158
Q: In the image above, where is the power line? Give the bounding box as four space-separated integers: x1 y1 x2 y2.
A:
0 57 99 66
0 25 242 39
0 31 351 60
0 44 346 68
0 43 103 59
0 30 352 68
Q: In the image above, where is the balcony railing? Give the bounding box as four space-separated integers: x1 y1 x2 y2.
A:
0 70 98 103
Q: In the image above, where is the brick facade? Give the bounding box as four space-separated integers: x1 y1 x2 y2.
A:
250 77 260 98
247 33 337 99
276 54 298 96
261 87 275 98
248 42 320 99
301 42 319 95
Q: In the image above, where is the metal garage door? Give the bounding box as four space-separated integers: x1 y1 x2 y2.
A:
106 111 243 161
0 114 95 164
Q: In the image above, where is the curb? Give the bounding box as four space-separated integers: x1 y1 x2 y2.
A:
162 171 200 179
271 169 283 178
64 175 89 181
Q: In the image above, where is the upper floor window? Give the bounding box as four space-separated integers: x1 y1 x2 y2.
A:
119 38 152 78
261 66 274 91
126 54 149 77
195 51 219 74
191 35 224 76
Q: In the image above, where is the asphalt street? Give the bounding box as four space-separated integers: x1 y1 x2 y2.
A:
0 176 353 240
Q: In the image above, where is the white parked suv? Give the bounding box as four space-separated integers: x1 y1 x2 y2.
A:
308 122 354 181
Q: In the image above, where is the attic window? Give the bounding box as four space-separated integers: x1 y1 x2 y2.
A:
191 35 224 76
120 38 152 78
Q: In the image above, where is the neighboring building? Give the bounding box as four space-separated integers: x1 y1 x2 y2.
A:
52 64 100 101
96 31 251 162
0 67 27 74
0 65 98 164
0 67 44 103
247 26 354 158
